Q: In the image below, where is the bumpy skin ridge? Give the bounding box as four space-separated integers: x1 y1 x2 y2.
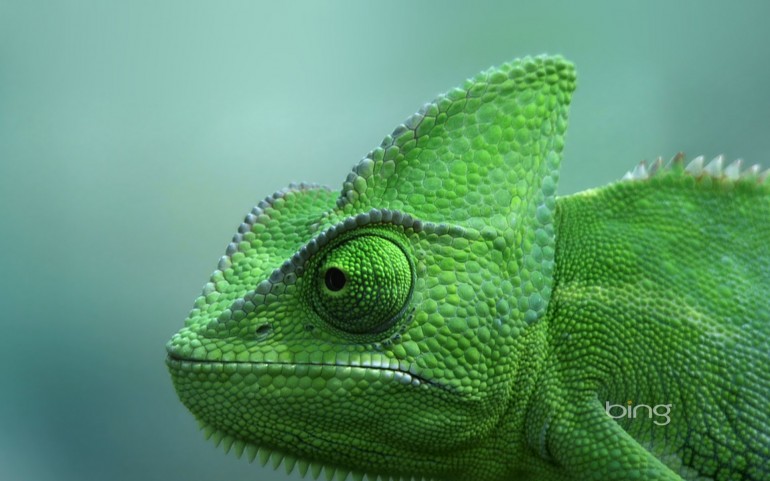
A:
622 153 770 185
167 56 769 481
187 182 335 328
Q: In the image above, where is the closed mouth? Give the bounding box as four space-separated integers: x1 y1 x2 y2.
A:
165 351 448 391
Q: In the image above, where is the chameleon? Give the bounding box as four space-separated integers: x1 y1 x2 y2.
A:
166 55 770 481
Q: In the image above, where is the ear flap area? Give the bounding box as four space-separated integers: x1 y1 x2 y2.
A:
185 184 338 327
334 55 575 233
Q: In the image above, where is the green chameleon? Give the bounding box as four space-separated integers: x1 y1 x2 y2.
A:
166 55 770 481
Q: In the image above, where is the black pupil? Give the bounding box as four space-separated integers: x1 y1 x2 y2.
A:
325 268 346 291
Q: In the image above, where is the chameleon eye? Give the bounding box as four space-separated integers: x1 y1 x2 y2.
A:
324 267 347 291
314 235 412 334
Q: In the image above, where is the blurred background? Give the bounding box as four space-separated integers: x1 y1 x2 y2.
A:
1 1 769 480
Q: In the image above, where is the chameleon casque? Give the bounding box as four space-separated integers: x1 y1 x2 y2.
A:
166 55 770 481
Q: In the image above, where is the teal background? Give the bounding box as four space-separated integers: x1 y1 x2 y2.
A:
1 1 768 480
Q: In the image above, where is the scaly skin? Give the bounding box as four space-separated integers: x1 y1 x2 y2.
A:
166 56 770 481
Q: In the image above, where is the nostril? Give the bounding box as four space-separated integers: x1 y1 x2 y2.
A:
255 323 272 338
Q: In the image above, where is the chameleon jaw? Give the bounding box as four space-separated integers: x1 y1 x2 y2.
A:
164 353 447 390
166 352 459 481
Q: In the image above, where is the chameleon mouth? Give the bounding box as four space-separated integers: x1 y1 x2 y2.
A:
165 352 448 390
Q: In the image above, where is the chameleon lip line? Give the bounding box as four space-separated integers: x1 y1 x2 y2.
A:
165 355 449 391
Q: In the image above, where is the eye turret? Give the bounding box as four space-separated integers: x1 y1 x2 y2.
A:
313 235 412 334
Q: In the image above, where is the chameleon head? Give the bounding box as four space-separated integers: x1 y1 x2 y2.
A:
166 55 575 478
